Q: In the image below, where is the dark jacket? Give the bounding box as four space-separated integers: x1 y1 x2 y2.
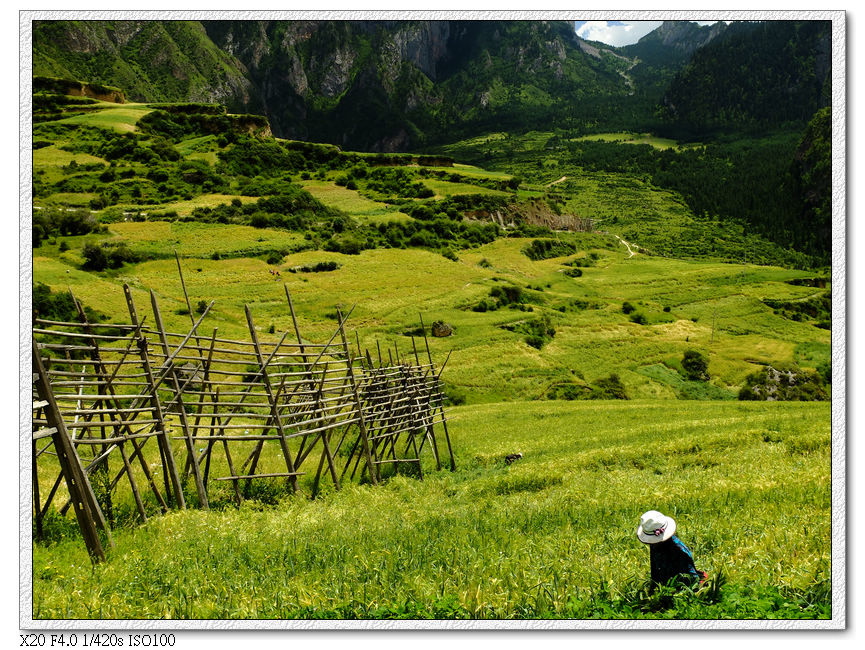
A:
648 535 699 587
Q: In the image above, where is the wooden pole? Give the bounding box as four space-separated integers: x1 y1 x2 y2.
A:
71 291 149 523
337 307 378 484
245 305 300 494
124 284 186 509
33 344 107 563
420 313 456 471
150 290 210 509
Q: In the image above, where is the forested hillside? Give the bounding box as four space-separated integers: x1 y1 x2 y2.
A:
31 19 834 262
34 20 636 150
659 21 831 136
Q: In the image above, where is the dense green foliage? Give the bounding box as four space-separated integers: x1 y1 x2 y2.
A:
681 350 710 381
738 363 828 401
33 207 102 247
32 282 105 324
786 108 832 258
32 21 254 110
659 21 831 136
436 129 830 266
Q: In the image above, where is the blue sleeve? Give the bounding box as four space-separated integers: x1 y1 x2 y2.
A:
672 537 699 580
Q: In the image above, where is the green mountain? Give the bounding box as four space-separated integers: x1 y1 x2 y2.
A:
658 20 831 135
620 20 729 105
32 21 256 109
33 20 637 150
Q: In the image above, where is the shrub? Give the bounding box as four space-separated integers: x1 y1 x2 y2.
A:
81 242 108 271
622 301 636 314
547 383 590 400
443 384 467 406
105 244 140 268
739 363 828 401
590 374 629 400
681 350 710 381
630 312 648 325
523 238 578 261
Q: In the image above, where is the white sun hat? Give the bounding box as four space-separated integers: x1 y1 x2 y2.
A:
637 510 676 544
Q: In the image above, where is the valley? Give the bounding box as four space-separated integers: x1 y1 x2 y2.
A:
27 17 836 622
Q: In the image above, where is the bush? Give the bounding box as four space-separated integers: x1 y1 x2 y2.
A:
622 301 636 314
739 363 828 401
105 244 140 268
523 238 578 261
590 374 629 400
443 384 467 406
547 383 590 400
681 350 710 381
630 312 648 325
81 242 108 271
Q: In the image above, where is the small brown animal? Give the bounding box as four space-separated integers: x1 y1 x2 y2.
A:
505 453 523 465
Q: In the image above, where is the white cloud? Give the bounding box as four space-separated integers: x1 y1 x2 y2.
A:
576 20 663 47
576 20 724 47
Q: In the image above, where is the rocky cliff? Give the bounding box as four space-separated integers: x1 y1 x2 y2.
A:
33 19 629 150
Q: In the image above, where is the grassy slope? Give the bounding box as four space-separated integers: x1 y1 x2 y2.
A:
297 180 411 224
33 400 830 619
34 233 829 402
434 130 815 267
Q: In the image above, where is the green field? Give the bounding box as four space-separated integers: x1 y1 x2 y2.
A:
34 232 829 401
51 102 155 132
298 180 411 224
421 178 512 199
572 132 697 150
32 399 831 619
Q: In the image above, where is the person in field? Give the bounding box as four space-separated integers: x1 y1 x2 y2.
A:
637 510 707 589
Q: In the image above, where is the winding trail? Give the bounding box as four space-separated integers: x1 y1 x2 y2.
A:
546 175 568 187
614 234 636 258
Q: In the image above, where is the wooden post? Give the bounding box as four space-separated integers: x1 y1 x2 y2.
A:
32 435 43 539
245 305 300 494
412 336 441 470
33 344 107 563
150 290 210 509
124 284 186 509
71 291 148 523
337 307 378 484
420 313 456 471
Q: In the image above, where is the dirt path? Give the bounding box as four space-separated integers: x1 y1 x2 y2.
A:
614 234 636 258
546 176 568 187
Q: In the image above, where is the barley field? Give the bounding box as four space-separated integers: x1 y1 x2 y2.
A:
31 399 831 619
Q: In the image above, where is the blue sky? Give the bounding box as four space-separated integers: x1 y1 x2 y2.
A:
574 20 720 47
